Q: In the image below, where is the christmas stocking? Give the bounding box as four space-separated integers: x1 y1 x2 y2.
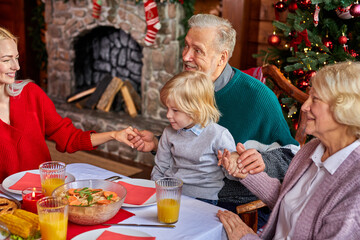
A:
92 0 102 19
144 0 161 46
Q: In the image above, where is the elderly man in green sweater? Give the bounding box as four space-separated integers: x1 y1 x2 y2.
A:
130 14 299 227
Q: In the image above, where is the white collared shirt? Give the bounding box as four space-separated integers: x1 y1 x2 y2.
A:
274 139 360 240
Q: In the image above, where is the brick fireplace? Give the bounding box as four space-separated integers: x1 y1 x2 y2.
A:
44 0 185 166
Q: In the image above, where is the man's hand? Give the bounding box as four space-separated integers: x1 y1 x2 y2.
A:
236 143 265 174
127 128 158 152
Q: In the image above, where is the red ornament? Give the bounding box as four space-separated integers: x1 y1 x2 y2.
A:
350 3 360 17
268 34 281 46
293 69 305 76
305 70 316 80
338 35 348 45
298 0 312 9
275 1 287 12
322 37 333 49
288 1 298 13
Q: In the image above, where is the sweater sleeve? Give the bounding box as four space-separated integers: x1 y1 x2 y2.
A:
240 172 282 209
151 127 173 181
30 83 95 153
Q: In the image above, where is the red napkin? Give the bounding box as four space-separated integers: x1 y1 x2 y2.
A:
96 230 156 240
9 172 41 190
117 182 156 205
67 209 135 240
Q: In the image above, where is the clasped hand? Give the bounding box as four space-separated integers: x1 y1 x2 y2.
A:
218 142 265 179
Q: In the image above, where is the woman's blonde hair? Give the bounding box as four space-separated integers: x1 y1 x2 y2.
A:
0 27 29 96
312 61 360 138
160 71 220 127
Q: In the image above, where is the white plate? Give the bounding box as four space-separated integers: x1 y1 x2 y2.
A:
2 169 75 195
116 178 156 208
72 228 152 240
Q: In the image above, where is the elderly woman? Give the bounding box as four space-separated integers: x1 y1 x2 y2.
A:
217 61 360 240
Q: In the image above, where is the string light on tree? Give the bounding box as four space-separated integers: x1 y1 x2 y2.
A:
298 0 312 10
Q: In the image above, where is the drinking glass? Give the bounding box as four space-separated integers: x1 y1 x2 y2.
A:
37 197 68 240
155 177 183 224
39 161 66 196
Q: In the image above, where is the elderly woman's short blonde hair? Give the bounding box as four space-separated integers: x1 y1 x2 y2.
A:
160 71 220 127
311 61 360 138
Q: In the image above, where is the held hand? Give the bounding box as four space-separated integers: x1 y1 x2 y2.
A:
236 143 265 174
113 126 138 148
217 210 256 240
218 149 247 179
128 128 158 152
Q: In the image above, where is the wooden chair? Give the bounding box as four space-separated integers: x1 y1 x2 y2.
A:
236 64 309 232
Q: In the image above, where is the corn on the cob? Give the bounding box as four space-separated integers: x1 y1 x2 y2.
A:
13 209 40 230
0 213 33 238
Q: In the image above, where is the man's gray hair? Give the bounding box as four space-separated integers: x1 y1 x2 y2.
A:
188 14 236 58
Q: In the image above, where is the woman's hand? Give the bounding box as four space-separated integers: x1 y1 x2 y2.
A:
217 210 256 240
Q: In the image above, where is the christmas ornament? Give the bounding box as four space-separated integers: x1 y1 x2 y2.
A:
297 79 310 90
322 37 333 49
143 0 161 46
290 29 312 51
288 1 298 13
305 70 316 81
338 35 348 45
268 33 281 46
275 1 287 12
336 5 353 19
298 0 312 10
350 2 360 17
92 0 102 19
313 4 320 26
293 69 305 76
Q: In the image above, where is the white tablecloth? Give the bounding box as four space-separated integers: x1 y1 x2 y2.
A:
67 163 228 240
1 163 228 240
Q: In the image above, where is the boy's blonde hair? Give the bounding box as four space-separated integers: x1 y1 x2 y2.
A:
160 71 220 127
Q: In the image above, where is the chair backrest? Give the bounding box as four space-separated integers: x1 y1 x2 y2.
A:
261 64 309 146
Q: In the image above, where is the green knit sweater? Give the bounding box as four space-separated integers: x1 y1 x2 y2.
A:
215 67 298 146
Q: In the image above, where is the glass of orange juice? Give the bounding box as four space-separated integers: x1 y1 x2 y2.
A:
155 177 183 224
39 161 66 196
37 196 68 240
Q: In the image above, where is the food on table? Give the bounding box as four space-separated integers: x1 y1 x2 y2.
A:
0 197 19 215
41 178 65 196
61 187 120 206
52 179 127 225
157 198 180 224
0 209 40 239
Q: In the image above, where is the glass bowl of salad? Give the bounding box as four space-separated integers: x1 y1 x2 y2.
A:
52 179 127 225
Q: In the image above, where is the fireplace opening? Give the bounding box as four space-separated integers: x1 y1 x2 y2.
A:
73 26 143 111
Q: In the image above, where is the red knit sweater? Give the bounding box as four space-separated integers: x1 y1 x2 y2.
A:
0 82 95 182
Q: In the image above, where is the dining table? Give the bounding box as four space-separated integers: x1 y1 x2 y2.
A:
0 163 228 240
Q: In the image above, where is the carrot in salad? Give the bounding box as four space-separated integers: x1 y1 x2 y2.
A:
103 191 118 199
97 199 112 205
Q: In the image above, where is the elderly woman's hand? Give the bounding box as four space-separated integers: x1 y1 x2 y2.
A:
217 210 256 240
236 143 265 175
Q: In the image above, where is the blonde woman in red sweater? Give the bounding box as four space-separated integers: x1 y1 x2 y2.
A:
0 27 136 182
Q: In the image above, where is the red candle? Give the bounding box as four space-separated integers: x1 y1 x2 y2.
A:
22 187 45 213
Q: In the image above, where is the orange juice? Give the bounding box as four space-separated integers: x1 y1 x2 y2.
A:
41 178 65 196
157 198 180 223
39 212 68 240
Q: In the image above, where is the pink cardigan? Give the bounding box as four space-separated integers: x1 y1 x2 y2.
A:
240 138 360 240
0 82 95 182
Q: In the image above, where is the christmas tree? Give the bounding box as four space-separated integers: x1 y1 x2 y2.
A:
255 0 360 135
